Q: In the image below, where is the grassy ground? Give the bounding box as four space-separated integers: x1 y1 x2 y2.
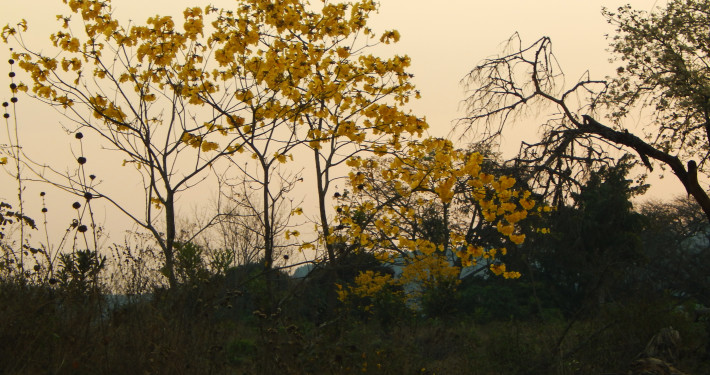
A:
1 276 708 375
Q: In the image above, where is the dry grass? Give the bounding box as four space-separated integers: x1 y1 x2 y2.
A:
1 263 709 375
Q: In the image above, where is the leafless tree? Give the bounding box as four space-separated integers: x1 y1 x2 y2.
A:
458 30 710 220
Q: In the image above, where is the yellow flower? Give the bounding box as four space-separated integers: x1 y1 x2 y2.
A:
201 141 219 152
435 177 456 203
379 30 400 44
336 47 349 59
480 173 494 185
483 210 497 222
299 242 315 251
498 175 516 190
466 245 484 257
309 139 322 149
418 239 437 255
346 157 361 168
509 233 525 245
503 271 521 279
150 197 163 209
496 221 514 236
520 198 535 210
490 263 506 276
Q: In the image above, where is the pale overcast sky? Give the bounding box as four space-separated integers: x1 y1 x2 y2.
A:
1 0 663 137
0 1 676 246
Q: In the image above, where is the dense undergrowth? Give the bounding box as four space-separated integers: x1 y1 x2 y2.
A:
1 262 709 375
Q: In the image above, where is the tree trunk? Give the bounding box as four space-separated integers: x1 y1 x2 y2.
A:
164 191 177 288
314 146 335 263
262 165 273 271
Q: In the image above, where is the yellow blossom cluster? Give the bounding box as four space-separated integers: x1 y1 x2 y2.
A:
338 137 534 254
336 270 395 313
489 263 521 279
150 197 163 209
398 254 461 296
180 132 220 152
337 253 461 311
331 136 545 304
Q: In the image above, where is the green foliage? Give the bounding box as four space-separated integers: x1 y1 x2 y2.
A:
2 240 710 375
419 278 459 319
337 269 410 325
224 338 257 366
526 160 648 313
457 279 548 323
604 0 710 163
56 249 106 294
220 262 287 315
209 247 236 277
638 197 710 304
172 241 210 284
295 251 397 325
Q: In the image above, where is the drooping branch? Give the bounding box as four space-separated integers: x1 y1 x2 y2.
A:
460 31 710 222
579 115 710 220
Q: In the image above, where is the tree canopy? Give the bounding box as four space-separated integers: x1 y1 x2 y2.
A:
1 0 426 286
1 0 535 290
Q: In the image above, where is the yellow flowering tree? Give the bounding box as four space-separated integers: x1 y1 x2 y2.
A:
196 0 426 266
333 137 540 310
3 2 234 287
280 2 426 263
1 0 422 286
